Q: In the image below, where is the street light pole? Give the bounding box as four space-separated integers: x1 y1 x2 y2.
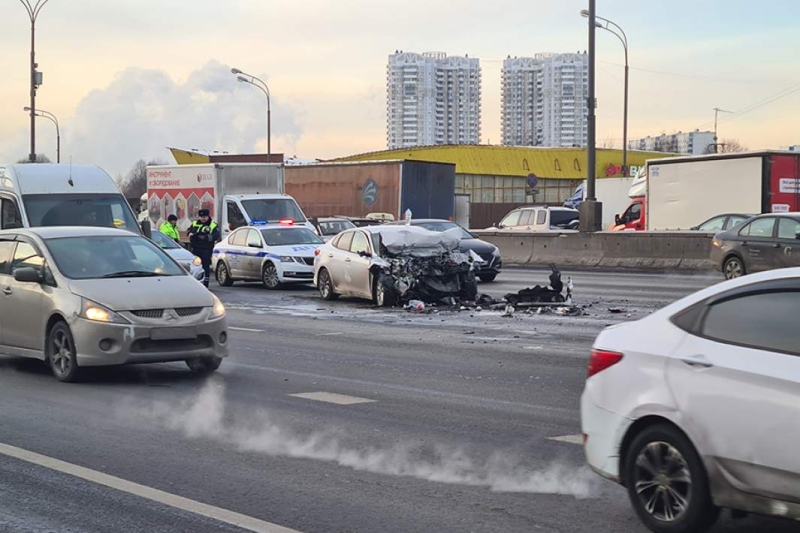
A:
20 0 49 163
582 10 628 176
25 106 59 163
713 107 733 154
231 68 272 160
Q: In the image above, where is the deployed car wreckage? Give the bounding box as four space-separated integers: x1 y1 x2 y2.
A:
314 225 483 306
374 226 480 306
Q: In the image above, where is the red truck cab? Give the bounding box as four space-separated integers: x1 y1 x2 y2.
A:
610 197 646 231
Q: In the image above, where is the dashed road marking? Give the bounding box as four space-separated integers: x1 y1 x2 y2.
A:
548 434 584 445
289 392 376 405
0 441 300 533
317 332 344 336
229 326 263 333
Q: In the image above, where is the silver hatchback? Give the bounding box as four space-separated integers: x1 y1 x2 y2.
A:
0 227 228 382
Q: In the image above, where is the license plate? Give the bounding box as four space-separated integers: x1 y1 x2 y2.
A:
150 327 197 340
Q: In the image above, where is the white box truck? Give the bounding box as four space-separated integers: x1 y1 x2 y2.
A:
144 163 313 240
645 151 800 230
564 177 636 229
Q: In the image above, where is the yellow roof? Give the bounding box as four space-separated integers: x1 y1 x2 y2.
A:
168 147 211 164
331 145 673 179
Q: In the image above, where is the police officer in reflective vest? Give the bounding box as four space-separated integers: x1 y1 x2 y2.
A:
187 209 220 288
159 214 181 244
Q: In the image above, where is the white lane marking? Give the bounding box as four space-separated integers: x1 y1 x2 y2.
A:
229 326 263 333
0 442 300 533
288 392 376 405
524 346 544 350
548 434 584 445
316 332 344 336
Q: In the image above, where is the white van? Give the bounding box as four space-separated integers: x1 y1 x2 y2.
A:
0 164 144 234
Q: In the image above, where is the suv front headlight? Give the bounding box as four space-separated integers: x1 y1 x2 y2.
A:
210 294 226 319
192 256 202 266
279 256 295 263
80 299 129 324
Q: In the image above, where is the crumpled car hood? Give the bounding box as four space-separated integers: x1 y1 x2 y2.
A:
379 226 462 257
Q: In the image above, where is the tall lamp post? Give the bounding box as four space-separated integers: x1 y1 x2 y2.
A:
581 9 628 177
578 0 602 232
231 68 271 160
20 0 50 163
24 106 59 163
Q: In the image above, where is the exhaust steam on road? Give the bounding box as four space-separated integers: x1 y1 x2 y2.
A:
123 383 600 499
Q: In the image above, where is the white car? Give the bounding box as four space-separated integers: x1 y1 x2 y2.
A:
495 206 579 232
212 224 323 289
581 267 800 532
149 230 204 281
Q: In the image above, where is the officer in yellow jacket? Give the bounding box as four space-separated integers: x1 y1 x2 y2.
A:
187 209 220 288
159 214 181 243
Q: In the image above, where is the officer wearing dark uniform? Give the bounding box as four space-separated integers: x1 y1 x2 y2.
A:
187 209 220 288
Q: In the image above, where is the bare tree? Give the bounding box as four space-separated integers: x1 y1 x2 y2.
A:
16 154 51 164
119 159 167 199
704 138 748 154
599 137 617 149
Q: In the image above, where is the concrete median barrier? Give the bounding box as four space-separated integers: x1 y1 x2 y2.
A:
473 230 714 271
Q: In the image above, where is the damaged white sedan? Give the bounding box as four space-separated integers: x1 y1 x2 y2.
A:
314 225 482 306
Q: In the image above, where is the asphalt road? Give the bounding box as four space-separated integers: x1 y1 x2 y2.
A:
1 267 798 533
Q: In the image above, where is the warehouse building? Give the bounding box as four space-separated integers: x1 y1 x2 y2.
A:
332 145 667 228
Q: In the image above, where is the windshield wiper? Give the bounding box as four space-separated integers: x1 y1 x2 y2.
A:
102 271 167 278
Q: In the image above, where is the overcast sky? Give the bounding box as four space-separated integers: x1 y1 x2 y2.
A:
1 0 799 177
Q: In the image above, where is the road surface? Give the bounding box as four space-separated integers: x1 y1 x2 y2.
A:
1 267 796 532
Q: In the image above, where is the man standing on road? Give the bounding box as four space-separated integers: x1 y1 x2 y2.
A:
188 209 220 288
159 214 181 244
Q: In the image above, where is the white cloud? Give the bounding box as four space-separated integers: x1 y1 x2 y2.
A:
10 60 303 176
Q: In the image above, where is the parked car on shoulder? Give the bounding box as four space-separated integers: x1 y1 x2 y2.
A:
710 212 800 280
691 213 753 232
582 267 800 532
0 226 228 382
213 224 323 289
495 206 580 232
396 219 502 282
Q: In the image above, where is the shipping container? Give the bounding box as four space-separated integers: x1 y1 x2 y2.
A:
285 160 457 220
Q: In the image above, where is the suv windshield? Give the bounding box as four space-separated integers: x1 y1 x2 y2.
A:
416 221 473 239
550 210 579 229
242 199 307 224
318 219 356 235
260 227 323 246
45 235 184 280
23 194 140 232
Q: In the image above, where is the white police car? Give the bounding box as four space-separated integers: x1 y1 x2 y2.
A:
212 222 324 289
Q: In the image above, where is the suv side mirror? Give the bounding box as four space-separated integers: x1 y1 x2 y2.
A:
614 214 621 225
141 220 152 239
248 241 261 248
358 250 372 258
14 267 43 283
796 232 800 240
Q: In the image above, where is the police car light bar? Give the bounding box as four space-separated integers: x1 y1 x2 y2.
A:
279 218 295 226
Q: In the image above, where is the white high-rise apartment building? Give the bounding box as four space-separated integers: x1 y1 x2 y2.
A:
387 51 481 149
501 53 589 147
